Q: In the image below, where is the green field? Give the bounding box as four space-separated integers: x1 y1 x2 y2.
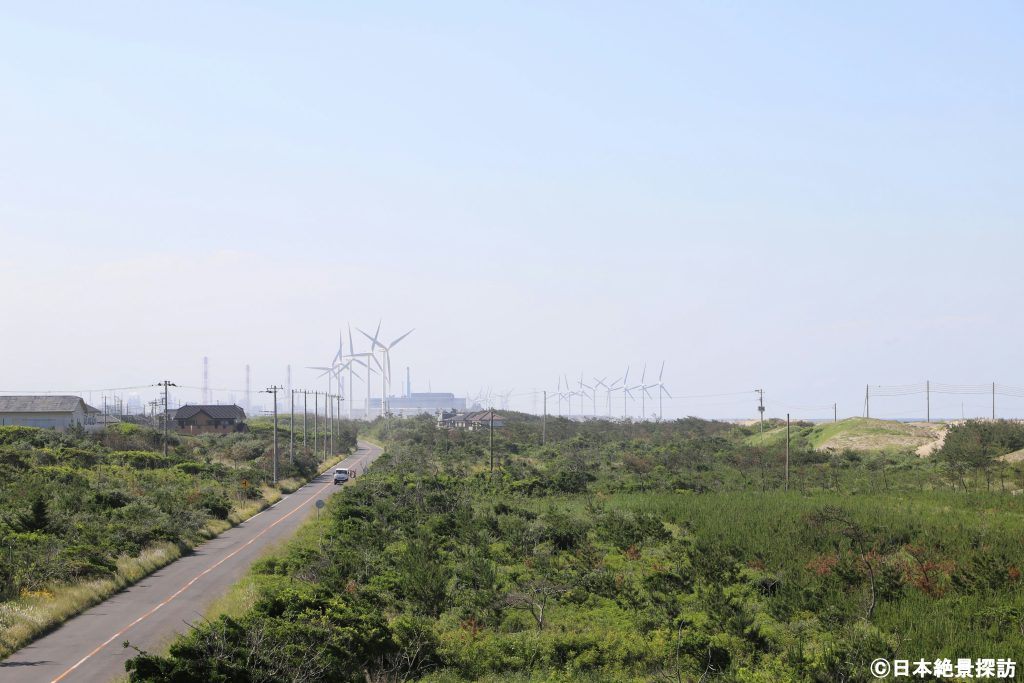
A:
124 415 1024 682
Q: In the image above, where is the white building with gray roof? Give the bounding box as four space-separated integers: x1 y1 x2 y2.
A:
0 395 100 431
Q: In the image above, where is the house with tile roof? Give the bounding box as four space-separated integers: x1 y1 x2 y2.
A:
171 404 247 434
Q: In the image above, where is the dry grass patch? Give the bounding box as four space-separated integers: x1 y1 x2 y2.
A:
0 541 184 658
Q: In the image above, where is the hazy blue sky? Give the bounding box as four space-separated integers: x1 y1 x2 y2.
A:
1 2 1022 419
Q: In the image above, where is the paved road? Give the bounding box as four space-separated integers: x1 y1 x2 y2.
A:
1 440 384 683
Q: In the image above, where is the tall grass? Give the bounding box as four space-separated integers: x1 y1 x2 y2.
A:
0 542 184 657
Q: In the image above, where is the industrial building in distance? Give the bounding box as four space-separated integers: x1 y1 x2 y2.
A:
375 392 466 418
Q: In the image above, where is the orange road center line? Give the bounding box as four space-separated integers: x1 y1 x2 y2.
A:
48 452 372 683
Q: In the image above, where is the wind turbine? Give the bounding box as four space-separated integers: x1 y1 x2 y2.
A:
578 373 594 418
602 376 622 417
330 329 356 417
358 323 414 417
344 324 378 419
560 375 569 417
639 364 654 421
617 365 634 419
653 361 672 421
307 328 364 421
593 376 615 417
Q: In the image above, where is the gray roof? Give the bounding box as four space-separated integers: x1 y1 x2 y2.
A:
467 410 502 422
172 404 246 421
0 395 88 414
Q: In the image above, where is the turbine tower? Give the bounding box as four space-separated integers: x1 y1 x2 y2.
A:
654 361 672 420
618 365 636 419
578 373 594 418
639 364 652 421
599 376 622 417
343 324 377 419
564 374 576 418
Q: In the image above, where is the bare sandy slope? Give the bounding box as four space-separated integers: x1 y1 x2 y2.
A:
999 448 1024 463
811 419 948 456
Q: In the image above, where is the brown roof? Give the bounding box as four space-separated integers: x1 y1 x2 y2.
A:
172 404 246 421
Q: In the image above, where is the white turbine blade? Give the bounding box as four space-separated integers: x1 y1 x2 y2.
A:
333 330 344 364
659 361 665 382
357 327 382 349
348 324 356 355
388 328 414 349
662 386 672 399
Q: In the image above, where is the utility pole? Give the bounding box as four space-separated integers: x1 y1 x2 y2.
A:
303 390 308 454
489 408 494 477
265 386 281 484
865 384 870 418
325 391 330 460
542 390 547 446
993 382 996 420
785 413 790 491
755 389 765 440
157 380 176 456
833 402 837 424
313 392 318 457
926 380 930 423
289 390 295 464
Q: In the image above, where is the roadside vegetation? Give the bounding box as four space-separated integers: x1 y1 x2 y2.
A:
0 418 356 657
126 414 1024 682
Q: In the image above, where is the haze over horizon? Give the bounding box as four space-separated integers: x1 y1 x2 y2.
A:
2 2 1022 421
